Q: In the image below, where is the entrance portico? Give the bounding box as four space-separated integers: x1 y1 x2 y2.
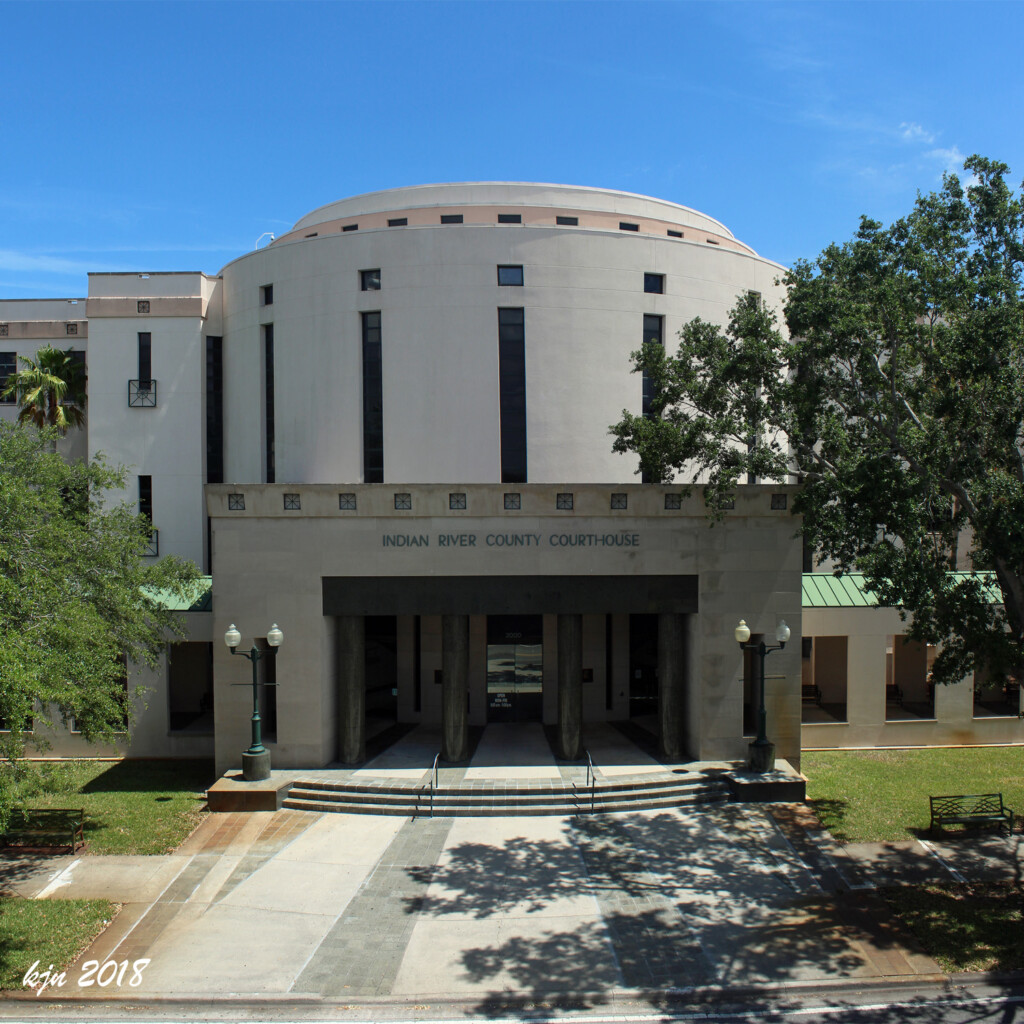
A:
323 574 698 765
208 483 803 777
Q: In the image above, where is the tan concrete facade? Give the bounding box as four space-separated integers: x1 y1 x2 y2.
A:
208 483 803 776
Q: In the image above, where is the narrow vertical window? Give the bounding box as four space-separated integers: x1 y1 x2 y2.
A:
138 332 152 386
0 352 17 404
138 475 153 524
206 337 223 484
498 307 527 483
641 314 663 484
263 324 275 484
362 311 383 483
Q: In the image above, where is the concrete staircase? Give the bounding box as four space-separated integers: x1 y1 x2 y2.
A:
282 772 729 817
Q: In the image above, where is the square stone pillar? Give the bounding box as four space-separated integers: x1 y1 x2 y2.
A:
658 612 687 761
337 615 365 764
557 614 583 760
442 614 469 761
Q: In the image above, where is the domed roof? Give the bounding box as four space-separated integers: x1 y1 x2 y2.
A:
291 182 738 241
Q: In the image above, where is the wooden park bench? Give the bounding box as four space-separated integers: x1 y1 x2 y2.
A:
1 808 85 853
801 684 822 705
929 794 1014 836
885 683 904 706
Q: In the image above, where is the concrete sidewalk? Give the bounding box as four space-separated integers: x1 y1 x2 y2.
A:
4 801 949 1004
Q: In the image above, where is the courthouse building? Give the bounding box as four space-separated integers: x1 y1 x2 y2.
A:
18 181 1001 778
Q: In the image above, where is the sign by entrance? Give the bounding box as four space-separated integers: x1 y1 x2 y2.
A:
486 615 543 723
382 531 642 550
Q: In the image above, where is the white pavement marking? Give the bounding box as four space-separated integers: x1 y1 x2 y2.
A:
801 828 876 891
761 817 824 894
33 858 80 899
918 838 968 882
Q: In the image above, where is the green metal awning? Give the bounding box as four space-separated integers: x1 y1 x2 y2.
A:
145 576 212 612
802 572 1002 609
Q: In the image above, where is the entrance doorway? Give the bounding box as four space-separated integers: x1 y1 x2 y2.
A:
486 615 543 722
365 615 398 739
629 614 658 720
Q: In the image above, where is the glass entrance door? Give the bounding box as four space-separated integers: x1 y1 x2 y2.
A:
486 615 543 722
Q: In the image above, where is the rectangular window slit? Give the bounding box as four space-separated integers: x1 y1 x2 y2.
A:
263 324 275 483
362 312 383 483
498 308 527 484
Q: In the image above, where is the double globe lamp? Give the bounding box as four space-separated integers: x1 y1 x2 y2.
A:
224 623 283 781
735 618 791 773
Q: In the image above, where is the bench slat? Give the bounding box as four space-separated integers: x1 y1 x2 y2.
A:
929 793 1013 835
2 808 85 852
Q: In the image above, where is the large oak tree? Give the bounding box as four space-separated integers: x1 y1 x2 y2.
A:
612 156 1024 688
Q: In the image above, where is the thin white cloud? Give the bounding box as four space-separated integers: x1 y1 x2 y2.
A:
50 244 244 255
900 122 935 144
0 250 117 275
926 145 966 176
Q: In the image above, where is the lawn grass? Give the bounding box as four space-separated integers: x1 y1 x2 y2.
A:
0 897 117 990
884 882 1024 973
802 746 1024 843
10 759 214 855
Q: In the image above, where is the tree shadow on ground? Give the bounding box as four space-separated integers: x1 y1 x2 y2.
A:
881 880 1024 975
0 852 61 898
402 806 917 1015
79 759 214 794
807 796 851 841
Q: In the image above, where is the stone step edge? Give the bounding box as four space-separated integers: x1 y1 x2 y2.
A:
282 793 727 816
288 775 718 796
285 783 727 807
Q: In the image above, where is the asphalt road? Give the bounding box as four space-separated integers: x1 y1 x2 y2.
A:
3 980 1024 1024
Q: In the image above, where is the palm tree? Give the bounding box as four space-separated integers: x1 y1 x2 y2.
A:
0 346 87 433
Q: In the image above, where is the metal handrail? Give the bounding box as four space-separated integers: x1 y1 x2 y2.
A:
429 752 440 818
585 749 595 813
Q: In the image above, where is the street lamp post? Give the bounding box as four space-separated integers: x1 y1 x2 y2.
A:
225 623 283 781
735 618 790 773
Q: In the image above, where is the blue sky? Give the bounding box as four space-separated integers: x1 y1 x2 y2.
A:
2 0 1022 298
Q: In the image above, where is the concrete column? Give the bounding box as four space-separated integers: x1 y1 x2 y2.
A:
683 613 701 759
658 613 687 761
337 615 365 765
442 614 469 761
557 614 583 760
